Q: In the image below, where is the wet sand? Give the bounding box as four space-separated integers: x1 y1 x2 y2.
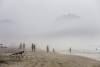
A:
1 50 100 67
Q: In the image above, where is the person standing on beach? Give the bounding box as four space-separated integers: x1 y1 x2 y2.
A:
46 45 49 53
69 48 72 53
32 43 36 52
53 48 55 54
23 43 25 51
33 44 36 52
19 43 22 50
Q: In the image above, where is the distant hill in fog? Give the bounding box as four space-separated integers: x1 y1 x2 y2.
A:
56 13 80 21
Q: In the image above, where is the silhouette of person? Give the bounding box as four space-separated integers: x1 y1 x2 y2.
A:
46 45 49 53
53 48 55 54
33 44 35 52
23 43 25 51
69 48 72 53
32 43 36 52
19 43 22 50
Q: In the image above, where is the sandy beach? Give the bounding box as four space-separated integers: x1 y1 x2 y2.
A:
0 50 100 67
0 0 100 67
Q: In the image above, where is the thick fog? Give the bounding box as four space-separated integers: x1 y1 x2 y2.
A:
0 0 100 51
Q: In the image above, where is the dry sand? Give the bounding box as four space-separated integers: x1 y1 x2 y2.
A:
0 50 100 67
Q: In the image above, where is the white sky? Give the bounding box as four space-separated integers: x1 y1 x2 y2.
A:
0 0 100 51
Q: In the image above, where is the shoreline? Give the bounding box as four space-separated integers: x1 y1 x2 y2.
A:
1 50 100 67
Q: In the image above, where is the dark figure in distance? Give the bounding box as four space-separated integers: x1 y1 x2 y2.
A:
69 48 72 53
53 48 55 54
19 43 22 50
23 43 25 51
32 43 36 52
46 45 49 53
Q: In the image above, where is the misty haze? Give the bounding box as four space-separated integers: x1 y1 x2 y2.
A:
0 0 100 67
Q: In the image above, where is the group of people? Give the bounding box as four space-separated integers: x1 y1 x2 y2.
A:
31 43 36 52
19 43 55 53
19 43 25 51
19 43 72 54
31 44 55 53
